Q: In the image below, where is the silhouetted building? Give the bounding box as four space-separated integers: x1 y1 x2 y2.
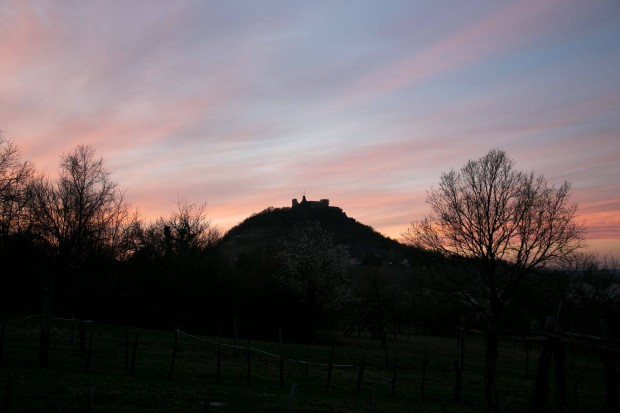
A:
291 195 330 208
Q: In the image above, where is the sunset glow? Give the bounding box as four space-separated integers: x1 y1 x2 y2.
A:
2 1 619 256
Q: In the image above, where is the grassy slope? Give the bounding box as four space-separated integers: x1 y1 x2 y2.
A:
0 318 612 412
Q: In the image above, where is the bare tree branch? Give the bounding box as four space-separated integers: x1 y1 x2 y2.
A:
403 148 585 409
0 135 34 236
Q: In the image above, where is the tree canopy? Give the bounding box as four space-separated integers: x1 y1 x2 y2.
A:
27 145 135 262
404 148 585 410
277 220 352 312
405 148 585 318
0 136 33 236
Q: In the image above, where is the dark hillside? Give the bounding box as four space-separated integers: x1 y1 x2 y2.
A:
220 198 414 264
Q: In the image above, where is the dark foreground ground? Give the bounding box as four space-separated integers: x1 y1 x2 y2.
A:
0 317 614 412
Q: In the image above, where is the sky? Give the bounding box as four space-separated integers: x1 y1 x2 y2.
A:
2 0 620 257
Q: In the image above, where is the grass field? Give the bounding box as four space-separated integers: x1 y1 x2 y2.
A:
0 316 614 412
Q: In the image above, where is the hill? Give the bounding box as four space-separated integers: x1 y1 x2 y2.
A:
220 196 414 264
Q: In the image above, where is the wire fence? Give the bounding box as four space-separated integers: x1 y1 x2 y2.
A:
0 314 617 412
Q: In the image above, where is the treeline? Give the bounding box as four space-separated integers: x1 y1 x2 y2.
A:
1 137 619 343
0 140 211 327
0 139 360 340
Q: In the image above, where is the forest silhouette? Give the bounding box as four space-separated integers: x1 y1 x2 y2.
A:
1 138 617 340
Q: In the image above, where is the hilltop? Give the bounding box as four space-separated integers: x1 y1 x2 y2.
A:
220 196 414 264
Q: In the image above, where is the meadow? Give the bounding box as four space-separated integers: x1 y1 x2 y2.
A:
0 316 613 412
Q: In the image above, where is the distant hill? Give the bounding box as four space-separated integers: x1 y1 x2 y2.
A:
220 196 415 265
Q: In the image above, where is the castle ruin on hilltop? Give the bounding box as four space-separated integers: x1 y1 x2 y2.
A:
291 195 330 208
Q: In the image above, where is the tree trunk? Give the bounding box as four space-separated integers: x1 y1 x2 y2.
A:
485 325 499 413
553 339 567 412
532 339 553 413
38 279 54 368
602 350 618 413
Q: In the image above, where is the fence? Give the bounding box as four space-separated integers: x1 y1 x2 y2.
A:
0 315 617 412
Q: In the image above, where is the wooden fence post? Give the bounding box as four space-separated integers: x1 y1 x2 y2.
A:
384 336 389 367
391 360 398 397
531 338 553 413
39 288 52 368
602 350 618 413
79 320 87 352
70 317 76 343
553 338 567 411
524 338 530 378
279 348 285 388
357 348 367 394
458 328 465 369
278 328 284 387
38 316 51 368
453 359 462 402
371 382 377 413
288 383 297 413
124 329 129 374
169 329 179 379
85 321 93 373
304 358 310 397
233 317 238 358
0 322 5 367
216 336 222 384
454 328 464 401
573 381 580 413
88 385 94 413
4 371 12 413
247 339 252 387
129 336 138 376
421 349 428 400
325 346 335 392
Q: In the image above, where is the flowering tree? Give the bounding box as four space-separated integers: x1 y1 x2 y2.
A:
277 220 351 335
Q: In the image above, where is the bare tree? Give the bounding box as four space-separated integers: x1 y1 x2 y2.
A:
136 198 220 258
0 135 34 236
27 145 136 314
404 148 585 410
28 145 135 263
161 199 220 255
26 145 135 365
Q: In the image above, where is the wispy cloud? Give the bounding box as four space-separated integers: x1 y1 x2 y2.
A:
1 1 619 253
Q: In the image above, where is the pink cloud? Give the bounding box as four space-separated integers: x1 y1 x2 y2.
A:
0 1 60 77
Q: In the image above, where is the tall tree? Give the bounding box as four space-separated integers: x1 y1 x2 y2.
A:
27 145 135 318
404 148 584 411
0 136 37 315
28 145 134 263
0 135 34 236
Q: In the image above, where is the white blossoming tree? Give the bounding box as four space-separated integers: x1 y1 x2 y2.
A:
277 220 352 336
